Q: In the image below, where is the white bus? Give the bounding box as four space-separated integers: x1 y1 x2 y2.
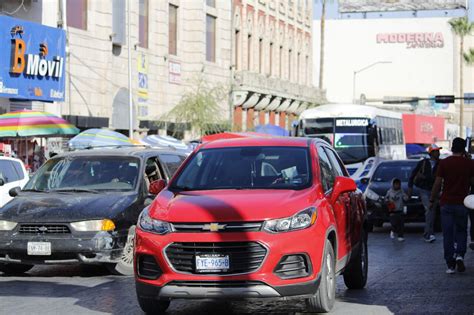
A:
294 104 406 176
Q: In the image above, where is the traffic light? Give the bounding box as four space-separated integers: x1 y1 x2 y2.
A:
434 95 455 104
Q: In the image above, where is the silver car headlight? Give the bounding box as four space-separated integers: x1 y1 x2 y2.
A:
70 219 116 232
0 220 17 231
364 188 380 201
263 207 317 233
138 207 172 235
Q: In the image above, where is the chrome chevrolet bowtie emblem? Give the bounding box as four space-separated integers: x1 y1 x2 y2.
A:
38 226 48 232
202 223 226 232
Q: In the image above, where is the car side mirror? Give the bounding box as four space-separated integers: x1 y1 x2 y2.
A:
9 187 21 197
0 178 4 186
330 176 357 204
149 179 166 195
360 177 369 185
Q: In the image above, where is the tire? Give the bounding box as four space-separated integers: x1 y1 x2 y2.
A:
343 229 368 289
366 222 374 233
137 296 170 315
306 240 336 313
0 263 34 275
106 225 135 276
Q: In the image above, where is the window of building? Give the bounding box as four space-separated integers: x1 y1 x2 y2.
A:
235 30 240 70
67 0 87 30
288 49 292 81
259 38 263 74
206 0 216 7
169 4 178 55
269 42 273 76
206 15 216 62
139 0 149 48
247 34 252 70
279 46 283 78
305 55 308 85
297 52 300 83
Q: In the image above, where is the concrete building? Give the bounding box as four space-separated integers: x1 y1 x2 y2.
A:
231 0 325 131
313 0 474 136
1 0 232 138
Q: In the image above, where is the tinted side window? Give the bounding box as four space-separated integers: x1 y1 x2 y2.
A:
12 161 25 180
317 146 336 193
0 161 20 183
159 154 186 177
324 147 348 177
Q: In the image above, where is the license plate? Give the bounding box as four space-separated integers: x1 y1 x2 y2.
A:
195 254 230 272
27 242 51 256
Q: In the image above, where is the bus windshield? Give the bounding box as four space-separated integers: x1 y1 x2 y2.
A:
334 133 372 164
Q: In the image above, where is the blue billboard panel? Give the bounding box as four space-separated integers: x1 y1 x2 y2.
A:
0 16 66 102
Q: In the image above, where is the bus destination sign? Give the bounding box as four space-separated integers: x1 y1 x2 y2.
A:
336 119 369 127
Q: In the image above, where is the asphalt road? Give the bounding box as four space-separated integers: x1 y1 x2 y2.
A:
1 224 474 315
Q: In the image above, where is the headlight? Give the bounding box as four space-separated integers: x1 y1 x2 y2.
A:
263 207 317 233
138 207 172 235
364 188 380 201
70 219 116 232
0 220 17 231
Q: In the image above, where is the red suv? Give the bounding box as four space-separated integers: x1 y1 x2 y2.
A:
134 137 368 313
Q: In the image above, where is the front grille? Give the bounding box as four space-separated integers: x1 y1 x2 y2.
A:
165 242 267 275
171 222 263 233
168 281 264 287
137 255 162 280
274 254 311 279
19 224 71 234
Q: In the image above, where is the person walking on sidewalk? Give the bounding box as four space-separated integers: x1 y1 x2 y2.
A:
408 144 441 243
386 178 408 242
431 137 474 274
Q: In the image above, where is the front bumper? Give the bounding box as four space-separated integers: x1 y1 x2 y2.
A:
0 229 128 265
136 276 321 300
134 226 326 299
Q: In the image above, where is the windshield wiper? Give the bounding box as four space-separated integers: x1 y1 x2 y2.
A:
53 188 99 194
21 189 49 193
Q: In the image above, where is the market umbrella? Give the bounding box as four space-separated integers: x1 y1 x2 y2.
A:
69 129 133 150
141 135 189 151
255 124 289 136
0 110 79 137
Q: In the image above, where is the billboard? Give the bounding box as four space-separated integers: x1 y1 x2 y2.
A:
339 0 467 13
0 16 66 102
402 114 445 144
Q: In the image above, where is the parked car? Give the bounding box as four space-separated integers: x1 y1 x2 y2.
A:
134 137 368 314
0 157 29 208
364 160 440 231
0 147 187 275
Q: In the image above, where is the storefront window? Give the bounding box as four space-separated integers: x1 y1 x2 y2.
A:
139 0 149 48
206 15 216 62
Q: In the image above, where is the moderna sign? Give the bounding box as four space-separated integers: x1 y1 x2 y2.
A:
0 16 66 102
376 32 444 49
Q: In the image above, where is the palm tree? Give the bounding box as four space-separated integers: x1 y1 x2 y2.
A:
449 17 474 137
465 48 474 64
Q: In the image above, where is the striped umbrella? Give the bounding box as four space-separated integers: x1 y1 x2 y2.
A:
141 135 191 152
69 129 133 150
0 110 79 137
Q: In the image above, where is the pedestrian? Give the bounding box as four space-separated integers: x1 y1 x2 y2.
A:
431 137 474 274
386 178 408 242
408 144 441 243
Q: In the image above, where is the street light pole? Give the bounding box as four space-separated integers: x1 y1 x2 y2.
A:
352 61 392 103
127 0 134 139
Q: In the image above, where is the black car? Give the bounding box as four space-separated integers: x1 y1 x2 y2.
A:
0 147 186 275
364 160 440 232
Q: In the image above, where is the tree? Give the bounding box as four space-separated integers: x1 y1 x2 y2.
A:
163 76 230 139
449 17 474 137
464 48 474 64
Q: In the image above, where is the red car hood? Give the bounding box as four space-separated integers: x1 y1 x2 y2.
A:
150 189 317 222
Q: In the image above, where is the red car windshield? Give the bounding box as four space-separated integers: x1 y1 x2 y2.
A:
170 146 311 191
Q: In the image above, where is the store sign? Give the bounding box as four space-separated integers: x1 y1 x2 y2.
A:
403 114 444 144
169 60 181 84
376 32 444 49
336 119 369 127
0 16 66 101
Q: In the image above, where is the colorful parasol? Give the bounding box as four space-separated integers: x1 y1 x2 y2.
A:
0 110 79 138
69 128 133 150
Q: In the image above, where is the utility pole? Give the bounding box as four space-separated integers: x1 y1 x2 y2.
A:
318 0 326 90
128 0 134 139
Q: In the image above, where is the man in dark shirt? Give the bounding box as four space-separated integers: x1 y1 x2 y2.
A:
408 144 441 243
431 137 474 274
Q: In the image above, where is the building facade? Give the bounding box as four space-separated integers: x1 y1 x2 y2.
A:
0 0 323 138
232 0 325 131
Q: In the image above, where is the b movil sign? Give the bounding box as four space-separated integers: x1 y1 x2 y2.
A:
0 16 66 102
